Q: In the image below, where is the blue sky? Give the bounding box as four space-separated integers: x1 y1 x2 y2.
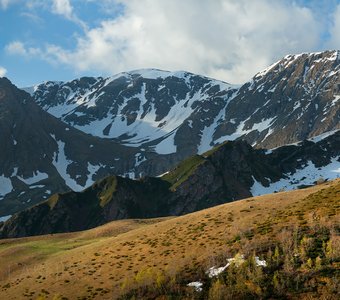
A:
1 0 340 87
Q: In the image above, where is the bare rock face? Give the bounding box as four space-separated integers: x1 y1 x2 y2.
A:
1 131 338 239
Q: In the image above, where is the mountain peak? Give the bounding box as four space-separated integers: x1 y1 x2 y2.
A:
255 50 340 79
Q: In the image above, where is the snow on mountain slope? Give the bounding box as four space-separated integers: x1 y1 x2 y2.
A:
31 51 340 157
251 157 340 196
31 70 237 155
249 128 340 196
212 50 340 149
2 51 339 218
0 175 12 200
0 77 175 217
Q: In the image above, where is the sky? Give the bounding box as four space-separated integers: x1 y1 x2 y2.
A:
1 0 340 87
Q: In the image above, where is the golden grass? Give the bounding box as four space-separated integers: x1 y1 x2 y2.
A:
0 179 339 299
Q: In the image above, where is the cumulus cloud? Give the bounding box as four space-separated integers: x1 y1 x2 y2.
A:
51 0 87 30
5 41 41 56
0 66 7 77
5 0 323 83
6 41 27 55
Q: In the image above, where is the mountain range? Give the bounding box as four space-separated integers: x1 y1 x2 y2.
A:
28 51 340 153
0 50 339 220
1 129 339 238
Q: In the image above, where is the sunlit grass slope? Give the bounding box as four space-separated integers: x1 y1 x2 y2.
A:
0 179 339 299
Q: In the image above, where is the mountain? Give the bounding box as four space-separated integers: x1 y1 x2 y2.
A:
217 50 340 149
0 179 338 299
1 50 340 218
0 78 180 217
29 51 340 156
1 130 338 238
27 70 237 157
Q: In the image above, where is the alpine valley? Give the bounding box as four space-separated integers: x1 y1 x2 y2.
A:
0 50 339 225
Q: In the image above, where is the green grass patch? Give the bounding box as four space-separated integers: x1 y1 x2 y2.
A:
99 176 117 207
46 194 60 210
162 155 205 190
201 140 230 157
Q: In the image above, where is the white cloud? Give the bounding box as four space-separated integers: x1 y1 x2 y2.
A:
0 1 49 12
5 41 41 57
6 41 27 55
5 0 323 83
51 0 87 30
0 66 7 77
326 4 340 49
52 0 73 19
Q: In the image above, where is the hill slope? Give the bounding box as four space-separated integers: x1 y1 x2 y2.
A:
0 179 338 299
1 130 338 238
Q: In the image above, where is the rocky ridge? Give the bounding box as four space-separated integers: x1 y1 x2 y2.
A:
1 130 338 238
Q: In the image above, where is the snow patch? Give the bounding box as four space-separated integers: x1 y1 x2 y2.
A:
198 108 228 154
18 171 48 185
207 254 266 278
251 158 340 196
187 281 203 292
154 132 177 154
29 185 45 189
0 175 12 199
255 60 281 78
214 117 276 145
207 254 245 278
331 95 340 107
134 153 147 167
255 257 267 267
0 215 11 222
207 264 230 278
51 135 84 192
308 129 339 143
85 162 101 187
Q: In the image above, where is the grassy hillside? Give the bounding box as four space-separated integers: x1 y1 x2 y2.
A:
0 180 339 299
162 155 205 190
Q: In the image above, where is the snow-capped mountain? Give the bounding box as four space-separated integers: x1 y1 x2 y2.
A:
216 50 340 149
29 51 340 156
27 69 238 157
1 50 339 218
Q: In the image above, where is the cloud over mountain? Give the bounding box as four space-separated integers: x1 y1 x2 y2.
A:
4 0 326 84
